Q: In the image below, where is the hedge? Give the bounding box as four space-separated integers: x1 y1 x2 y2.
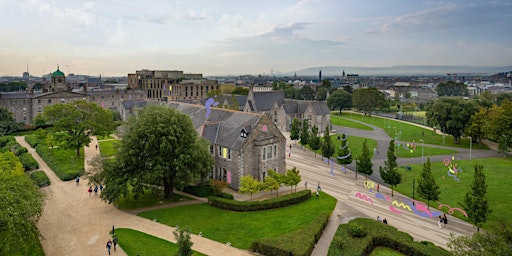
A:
252 212 330 256
34 144 84 181
328 218 452 256
183 184 214 197
19 153 39 171
208 190 311 212
30 171 51 187
25 134 41 148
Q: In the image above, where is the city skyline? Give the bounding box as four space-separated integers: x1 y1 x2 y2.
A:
1 0 511 77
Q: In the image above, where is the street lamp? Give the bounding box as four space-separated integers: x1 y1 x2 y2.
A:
468 136 472 160
420 139 424 164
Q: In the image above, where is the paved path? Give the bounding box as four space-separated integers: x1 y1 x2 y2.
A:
16 136 254 256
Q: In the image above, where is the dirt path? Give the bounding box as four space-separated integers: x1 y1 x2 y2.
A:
16 136 254 256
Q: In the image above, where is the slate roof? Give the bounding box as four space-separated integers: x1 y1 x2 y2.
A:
279 100 330 115
167 102 262 150
121 100 148 110
252 91 284 112
0 92 33 99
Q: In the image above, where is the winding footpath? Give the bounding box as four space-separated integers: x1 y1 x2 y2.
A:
16 136 254 256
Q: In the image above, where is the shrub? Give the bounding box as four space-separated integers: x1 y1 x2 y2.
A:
19 153 39 171
30 171 51 187
208 190 311 212
34 144 84 181
183 183 214 197
348 223 367 238
11 144 28 156
25 134 42 148
252 212 330 256
210 179 228 195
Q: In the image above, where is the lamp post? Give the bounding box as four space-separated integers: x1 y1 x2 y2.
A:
420 139 424 164
469 136 472 160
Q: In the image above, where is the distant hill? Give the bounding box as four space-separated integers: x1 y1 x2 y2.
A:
286 65 512 77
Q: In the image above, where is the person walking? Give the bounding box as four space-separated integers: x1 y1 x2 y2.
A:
304 181 308 189
100 184 104 193
95 144 98 151
377 183 380 193
106 239 112 255
75 176 80 186
112 237 118 252
317 182 321 191
383 218 388 224
443 214 448 228
438 216 443 228
88 186 92 197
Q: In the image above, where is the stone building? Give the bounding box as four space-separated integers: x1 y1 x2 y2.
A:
121 100 287 190
0 67 146 125
127 69 219 101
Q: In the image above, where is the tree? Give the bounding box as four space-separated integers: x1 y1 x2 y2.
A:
342 84 353 94
284 167 301 193
337 132 352 166
327 89 352 114
41 100 114 156
416 157 440 209
466 107 488 146
352 87 386 116
356 139 373 179
321 126 335 161
262 175 280 197
448 219 512 256
484 101 512 144
498 135 509 158
315 87 328 101
0 152 43 255
299 119 309 146
210 179 228 195
299 86 315 100
239 175 261 200
435 81 468 97
309 125 320 157
463 165 492 231
232 87 249 95
94 105 213 202
0 107 20 136
173 228 193 256
268 170 284 196
426 97 478 143
290 118 300 142
379 140 401 196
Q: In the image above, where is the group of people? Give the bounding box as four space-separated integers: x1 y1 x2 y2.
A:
377 216 388 224
438 214 448 228
87 185 103 196
106 237 118 255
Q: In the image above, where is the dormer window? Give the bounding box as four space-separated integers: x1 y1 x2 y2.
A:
240 128 248 138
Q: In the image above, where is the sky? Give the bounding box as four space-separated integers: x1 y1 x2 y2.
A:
1 0 511 77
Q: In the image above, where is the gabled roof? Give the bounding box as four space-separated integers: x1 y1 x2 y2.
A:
167 102 262 150
280 99 330 115
31 91 86 99
252 91 284 111
121 100 147 110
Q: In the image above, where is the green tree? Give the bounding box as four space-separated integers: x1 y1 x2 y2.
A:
484 101 512 144
41 100 114 156
337 132 352 166
327 89 352 114
284 167 301 193
94 105 213 202
315 87 328 101
498 135 509 158
0 152 43 255
436 81 468 97
232 87 249 95
299 119 309 146
416 157 440 209
173 228 193 256
321 126 335 161
0 107 20 136
262 175 280 197
379 140 401 196
463 165 492 231
448 219 512 256
309 125 320 157
426 97 478 144
352 87 386 116
356 139 373 179
290 118 300 142
342 84 353 94
239 175 261 200
268 170 284 196
299 86 315 100
466 107 488 146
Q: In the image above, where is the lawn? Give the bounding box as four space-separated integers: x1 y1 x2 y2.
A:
307 135 377 159
370 247 405 256
138 191 337 249
98 139 120 157
331 115 373 130
114 228 206 256
394 157 512 229
116 187 194 210
337 112 489 150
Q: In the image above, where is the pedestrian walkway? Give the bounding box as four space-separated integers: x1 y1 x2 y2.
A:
16 136 254 256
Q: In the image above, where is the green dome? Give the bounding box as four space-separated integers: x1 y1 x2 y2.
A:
52 68 65 77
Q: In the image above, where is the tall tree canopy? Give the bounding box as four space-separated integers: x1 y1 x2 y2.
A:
41 100 114 156
309 125 320 157
356 139 373 179
379 140 401 196
96 104 214 202
290 118 300 142
416 157 440 208
0 107 20 136
299 119 309 146
321 126 335 161
435 81 468 96
299 86 315 100
463 165 492 231
327 89 352 114
0 152 43 255
426 97 478 143
352 87 387 116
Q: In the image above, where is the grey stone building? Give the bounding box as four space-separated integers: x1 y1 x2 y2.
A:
121 101 287 190
0 68 146 125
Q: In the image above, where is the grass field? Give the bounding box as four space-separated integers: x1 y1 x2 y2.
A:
331 115 373 130
394 157 512 228
369 247 405 256
336 112 489 150
114 228 206 256
116 188 194 210
138 192 337 249
98 139 120 157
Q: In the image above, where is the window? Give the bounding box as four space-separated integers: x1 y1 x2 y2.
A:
218 146 222 156
273 145 277 158
61 98 65 103
38 99 41 104
267 146 272 159
263 148 266 160
228 149 231 159
48 99 51 104
210 145 214 155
